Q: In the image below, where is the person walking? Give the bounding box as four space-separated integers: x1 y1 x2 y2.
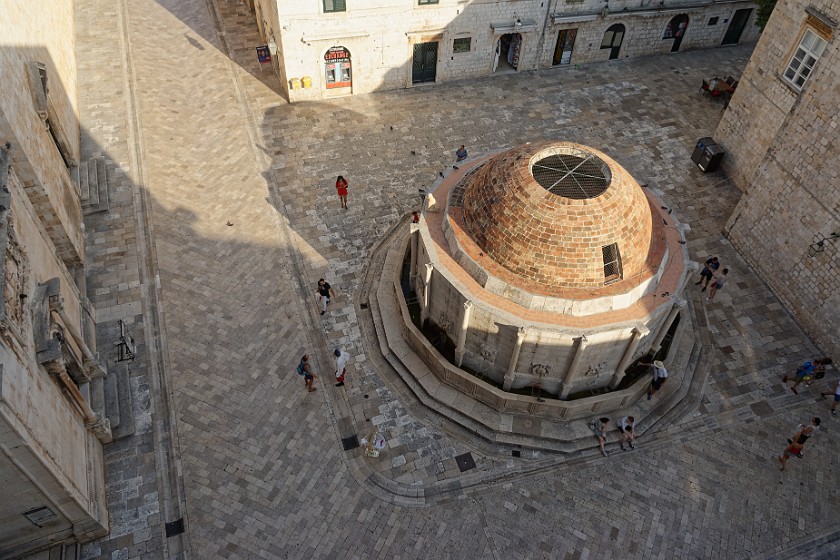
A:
334 347 351 387
778 436 806 471
784 357 832 394
296 354 317 393
788 417 820 449
592 417 610 457
335 175 349 209
695 256 720 292
820 377 840 416
412 211 420 224
617 416 636 450
316 278 336 316
640 360 668 400
455 145 468 163
706 268 728 302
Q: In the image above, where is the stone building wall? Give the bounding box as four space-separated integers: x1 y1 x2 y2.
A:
0 0 109 556
260 0 760 102
417 239 672 396
715 0 840 357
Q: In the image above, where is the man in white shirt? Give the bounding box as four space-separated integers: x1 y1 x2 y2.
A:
334 347 351 387
617 416 636 450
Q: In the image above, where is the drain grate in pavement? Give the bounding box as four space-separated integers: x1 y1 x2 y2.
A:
164 518 185 537
455 452 476 472
342 435 360 451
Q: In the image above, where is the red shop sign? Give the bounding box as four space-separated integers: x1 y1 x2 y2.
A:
324 46 351 62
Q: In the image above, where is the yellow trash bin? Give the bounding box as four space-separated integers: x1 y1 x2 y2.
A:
301 76 312 88
290 78 302 90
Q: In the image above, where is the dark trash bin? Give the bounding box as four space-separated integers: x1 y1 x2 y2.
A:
692 137 715 165
698 144 725 173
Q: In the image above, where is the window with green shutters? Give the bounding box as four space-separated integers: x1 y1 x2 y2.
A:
324 0 345 13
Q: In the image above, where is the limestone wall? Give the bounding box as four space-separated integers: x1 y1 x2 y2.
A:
418 240 671 396
0 3 84 268
543 4 760 66
264 0 760 101
0 354 107 551
716 0 840 357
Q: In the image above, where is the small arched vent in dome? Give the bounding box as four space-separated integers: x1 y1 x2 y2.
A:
531 149 611 199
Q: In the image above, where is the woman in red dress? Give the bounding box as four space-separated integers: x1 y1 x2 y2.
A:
335 175 348 209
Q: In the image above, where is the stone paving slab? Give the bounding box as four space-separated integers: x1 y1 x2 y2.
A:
74 0 840 556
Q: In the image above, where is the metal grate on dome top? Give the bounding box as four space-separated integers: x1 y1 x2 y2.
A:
531 151 611 199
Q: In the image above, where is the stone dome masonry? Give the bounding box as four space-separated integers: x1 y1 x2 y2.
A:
462 141 654 293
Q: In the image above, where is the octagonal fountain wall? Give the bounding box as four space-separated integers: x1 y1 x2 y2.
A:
404 142 690 402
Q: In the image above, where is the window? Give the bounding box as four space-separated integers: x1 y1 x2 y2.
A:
324 0 345 13
418 0 439 4
783 29 827 89
602 243 622 284
453 37 471 53
708 17 719 26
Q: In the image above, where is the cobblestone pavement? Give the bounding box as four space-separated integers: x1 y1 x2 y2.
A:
76 0 840 557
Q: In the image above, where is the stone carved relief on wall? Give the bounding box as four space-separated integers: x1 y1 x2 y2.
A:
529 363 552 378
2 226 30 338
437 312 453 334
584 361 609 376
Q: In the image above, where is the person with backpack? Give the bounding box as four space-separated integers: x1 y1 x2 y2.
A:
297 354 317 393
783 357 832 394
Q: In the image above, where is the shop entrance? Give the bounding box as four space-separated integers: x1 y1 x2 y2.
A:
552 29 578 66
664 15 689 52
412 42 438 84
494 33 522 72
324 46 352 90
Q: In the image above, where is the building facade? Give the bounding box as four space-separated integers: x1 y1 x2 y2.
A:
255 0 761 102
1 1 117 556
715 0 839 358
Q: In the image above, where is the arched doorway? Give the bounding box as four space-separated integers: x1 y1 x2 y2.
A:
601 24 625 60
494 33 523 72
664 15 689 52
324 46 352 90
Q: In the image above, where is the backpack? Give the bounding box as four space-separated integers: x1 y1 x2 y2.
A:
797 362 815 379
296 362 307 376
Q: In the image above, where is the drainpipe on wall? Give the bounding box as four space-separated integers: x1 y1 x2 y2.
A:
535 0 556 69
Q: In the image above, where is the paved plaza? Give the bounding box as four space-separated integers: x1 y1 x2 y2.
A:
73 0 840 558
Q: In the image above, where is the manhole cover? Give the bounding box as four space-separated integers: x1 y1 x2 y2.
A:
341 435 360 451
455 452 476 472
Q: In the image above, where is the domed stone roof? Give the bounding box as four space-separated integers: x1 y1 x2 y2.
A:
461 142 653 290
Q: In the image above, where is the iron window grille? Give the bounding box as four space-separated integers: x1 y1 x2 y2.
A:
418 0 439 4
531 151 610 199
602 243 622 284
783 29 827 90
324 0 345 13
453 37 471 53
